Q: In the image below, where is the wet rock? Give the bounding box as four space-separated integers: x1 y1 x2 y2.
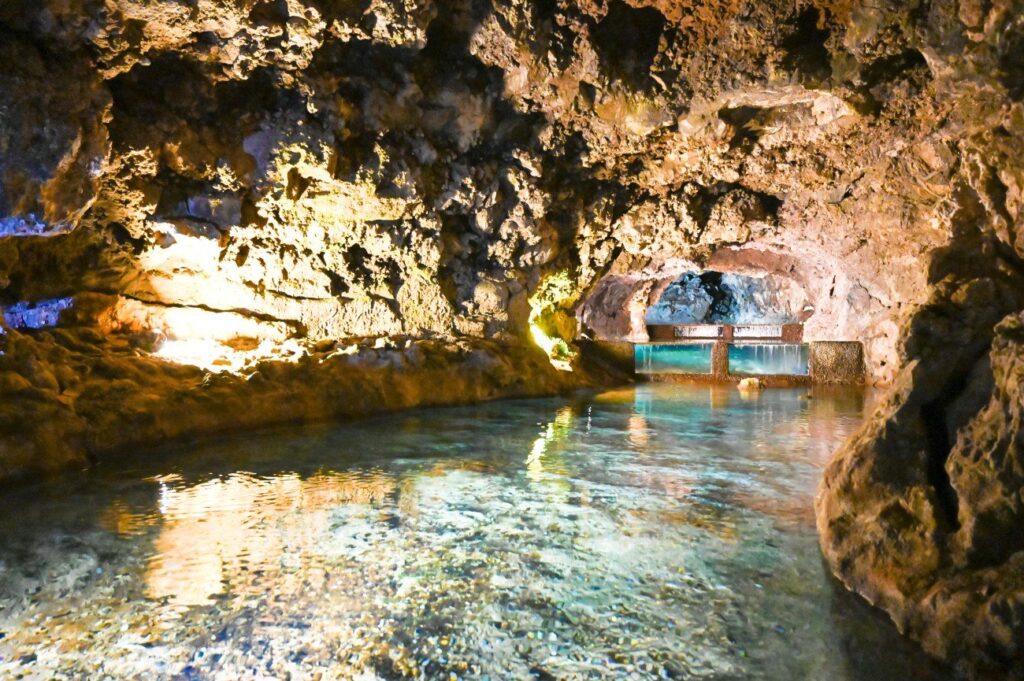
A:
737 377 763 392
0 35 110 236
0 1 1021 674
818 275 1024 678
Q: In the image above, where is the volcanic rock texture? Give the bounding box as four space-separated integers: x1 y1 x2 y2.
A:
1 0 1024 676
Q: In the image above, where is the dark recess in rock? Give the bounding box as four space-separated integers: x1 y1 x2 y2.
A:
858 49 931 114
780 7 831 84
717 106 765 151
250 0 290 26
590 0 666 89
999 21 1024 101
921 376 967 531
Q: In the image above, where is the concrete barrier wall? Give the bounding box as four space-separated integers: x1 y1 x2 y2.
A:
630 339 864 384
808 341 864 384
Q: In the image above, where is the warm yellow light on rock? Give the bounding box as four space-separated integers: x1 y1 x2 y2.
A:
527 405 575 479
153 337 306 374
101 297 306 374
528 322 574 372
528 271 579 372
143 471 397 609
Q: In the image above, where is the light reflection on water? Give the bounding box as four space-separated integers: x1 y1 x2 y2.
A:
140 470 398 610
0 384 952 680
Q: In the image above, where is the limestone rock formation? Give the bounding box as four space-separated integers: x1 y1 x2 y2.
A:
0 34 110 236
1 0 1024 676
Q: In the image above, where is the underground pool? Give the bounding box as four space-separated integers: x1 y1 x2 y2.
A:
0 385 953 680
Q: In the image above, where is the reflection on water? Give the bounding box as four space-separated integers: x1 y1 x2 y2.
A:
528 405 576 480
0 384 953 680
140 471 398 610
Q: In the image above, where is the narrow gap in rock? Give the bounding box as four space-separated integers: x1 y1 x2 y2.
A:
999 22 1024 101
780 7 831 84
921 374 970 532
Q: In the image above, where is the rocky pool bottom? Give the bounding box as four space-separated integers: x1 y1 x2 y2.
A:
0 384 954 680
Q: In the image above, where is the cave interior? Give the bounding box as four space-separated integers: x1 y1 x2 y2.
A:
1 0 1024 678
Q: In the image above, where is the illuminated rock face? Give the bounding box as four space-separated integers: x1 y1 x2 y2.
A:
1 1 1024 675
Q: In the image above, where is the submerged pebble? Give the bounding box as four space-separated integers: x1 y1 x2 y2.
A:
0 385 951 680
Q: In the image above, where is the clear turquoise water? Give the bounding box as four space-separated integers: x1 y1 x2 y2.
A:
727 344 809 376
0 384 953 680
635 343 714 374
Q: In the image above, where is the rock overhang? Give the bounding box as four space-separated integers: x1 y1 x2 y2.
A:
0 2 1023 675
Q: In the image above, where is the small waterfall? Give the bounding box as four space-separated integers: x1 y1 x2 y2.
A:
728 343 809 376
635 344 656 374
635 343 714 374
639 342 808 376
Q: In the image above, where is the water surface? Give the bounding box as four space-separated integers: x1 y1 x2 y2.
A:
0 384 953 680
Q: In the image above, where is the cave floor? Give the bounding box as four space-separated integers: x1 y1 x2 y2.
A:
0 385 952 680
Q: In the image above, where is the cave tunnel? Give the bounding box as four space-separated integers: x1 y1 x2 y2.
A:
0 1 1021 679
577 265 813 345
577 265 866 383
643 270 810 326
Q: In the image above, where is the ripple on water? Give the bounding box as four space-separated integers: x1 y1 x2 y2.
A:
0 384 953 680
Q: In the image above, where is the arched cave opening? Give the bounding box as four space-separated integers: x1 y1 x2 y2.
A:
644 271 809 326
576 265 871 382
577 266 812 344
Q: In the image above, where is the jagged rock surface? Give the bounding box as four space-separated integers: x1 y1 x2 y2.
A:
2 1 1024 676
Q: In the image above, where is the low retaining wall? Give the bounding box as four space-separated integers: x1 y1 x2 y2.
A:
633 340 864 385
647 373 811 387
808 341 864 384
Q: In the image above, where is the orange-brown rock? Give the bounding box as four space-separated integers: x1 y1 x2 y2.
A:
1 1 1024 675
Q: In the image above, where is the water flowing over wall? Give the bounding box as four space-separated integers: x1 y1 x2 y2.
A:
728 343 809 376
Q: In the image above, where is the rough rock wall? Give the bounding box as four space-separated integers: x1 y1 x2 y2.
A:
474 0 962 382
0 0 968 381
628 271 809 327
2 1 1024 675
